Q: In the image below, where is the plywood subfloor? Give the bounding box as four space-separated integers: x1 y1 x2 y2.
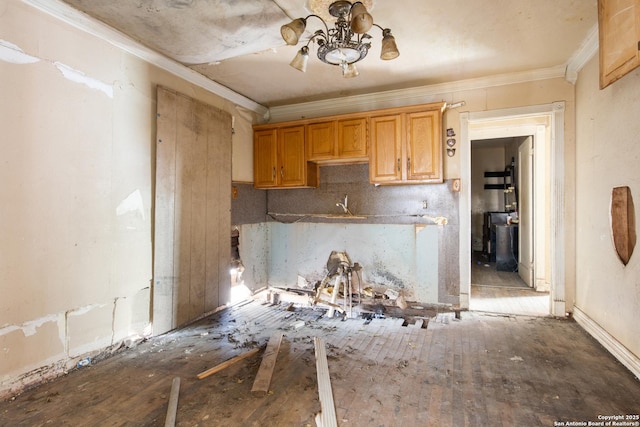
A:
1 301 639 426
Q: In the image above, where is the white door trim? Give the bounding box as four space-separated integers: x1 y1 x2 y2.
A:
459 102 566 316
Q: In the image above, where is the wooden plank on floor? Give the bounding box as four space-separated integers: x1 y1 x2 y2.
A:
314 337 338 427
240 338 317 425
251 333 284 396
164 377 181 427
197 348 260 379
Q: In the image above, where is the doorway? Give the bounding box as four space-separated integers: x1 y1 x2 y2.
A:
469 136 549 316
459 103 567 317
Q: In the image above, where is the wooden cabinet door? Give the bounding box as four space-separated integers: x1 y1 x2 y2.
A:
306 121 335 161
369 115 402 183
253 128 278 188
278 125 306 187
406 110 442 182
598 0 640 88
337 118 368 159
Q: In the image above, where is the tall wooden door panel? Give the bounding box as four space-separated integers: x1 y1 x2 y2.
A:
518 136 534 287
154 86 231 335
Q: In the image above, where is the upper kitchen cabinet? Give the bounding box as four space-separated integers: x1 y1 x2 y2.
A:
253 125 318 189
598 0 640 89
306 121 335 161
306 117 368 163
336 118 368 161
253 128 278 188
369 102 445 185
369 114 403 183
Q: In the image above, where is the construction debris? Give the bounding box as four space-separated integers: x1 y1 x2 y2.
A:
384 289 399 300
313 337 338 427
164 377 181 427
312 251 357 318
396 292 408 309
197 348 260 380
251 333 283 397
291 320 306 330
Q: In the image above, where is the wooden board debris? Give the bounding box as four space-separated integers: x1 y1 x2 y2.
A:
197 348 260 380
164 377 181 427
314 337 338 427
251 333 284 397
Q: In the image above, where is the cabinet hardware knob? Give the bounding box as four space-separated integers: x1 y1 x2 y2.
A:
397 158 401 172
272 167 276 179
280 166 284 178
407 157 411 172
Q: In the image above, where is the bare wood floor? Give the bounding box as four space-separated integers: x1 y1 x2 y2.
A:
470 251 550 316
2 300 639 426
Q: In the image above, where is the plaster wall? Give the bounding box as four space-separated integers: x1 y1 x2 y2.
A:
574 54 640 359
267 222 440 303
0 0 253 398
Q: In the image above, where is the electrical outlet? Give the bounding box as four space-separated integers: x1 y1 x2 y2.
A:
422 200 428 209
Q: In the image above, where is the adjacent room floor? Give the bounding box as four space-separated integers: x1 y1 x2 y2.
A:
1 298 638 426
470 251 550 316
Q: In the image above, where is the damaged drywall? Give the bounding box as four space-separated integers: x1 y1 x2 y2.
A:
266 222 440 303
54 61 113 98
1 0 255 400
0 39 40 64
1 287 151 399
0 38 113 98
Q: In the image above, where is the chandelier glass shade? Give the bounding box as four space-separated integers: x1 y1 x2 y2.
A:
280 1 399 77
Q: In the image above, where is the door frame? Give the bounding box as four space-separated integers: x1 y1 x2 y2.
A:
459 102 566 317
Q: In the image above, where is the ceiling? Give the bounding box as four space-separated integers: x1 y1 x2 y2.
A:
60 0 598 108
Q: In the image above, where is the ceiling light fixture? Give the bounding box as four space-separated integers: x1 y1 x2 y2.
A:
280 1 399 78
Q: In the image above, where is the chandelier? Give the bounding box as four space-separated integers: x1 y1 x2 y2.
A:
280 1 399 78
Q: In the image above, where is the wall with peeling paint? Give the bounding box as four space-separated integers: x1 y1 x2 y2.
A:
0 0 256 398
267 222 441 303
574 55 640 363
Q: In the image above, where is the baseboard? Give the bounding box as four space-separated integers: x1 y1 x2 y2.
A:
573 306 640 380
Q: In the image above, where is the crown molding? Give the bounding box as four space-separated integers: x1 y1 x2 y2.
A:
20 0 269 117
565 24 599 84
267 65 567 123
